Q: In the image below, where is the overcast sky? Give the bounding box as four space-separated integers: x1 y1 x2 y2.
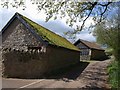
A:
0 1 96 43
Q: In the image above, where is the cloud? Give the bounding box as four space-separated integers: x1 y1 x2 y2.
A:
37 19 73 33
0 8 14 30
76 30 96 42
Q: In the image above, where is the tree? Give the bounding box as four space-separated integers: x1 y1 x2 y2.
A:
94 21 119 60
94 2 120 60
1 0 112 34
94 2 120 88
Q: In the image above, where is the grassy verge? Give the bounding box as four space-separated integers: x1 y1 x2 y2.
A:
107 59 118 88
80 60 99 63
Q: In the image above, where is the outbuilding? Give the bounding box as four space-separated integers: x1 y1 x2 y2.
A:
74 39 107 60
1 12 80 78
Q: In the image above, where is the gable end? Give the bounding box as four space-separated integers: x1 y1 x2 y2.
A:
2 13 48 47
16 13 48 46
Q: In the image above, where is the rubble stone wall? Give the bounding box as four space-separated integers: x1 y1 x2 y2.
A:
2 18 80 78
2 18 41 51
2 47 80 78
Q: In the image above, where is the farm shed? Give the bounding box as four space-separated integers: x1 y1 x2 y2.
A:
74 39 108 60
1 12 80 78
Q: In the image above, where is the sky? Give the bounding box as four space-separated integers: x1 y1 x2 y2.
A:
0 1 96 43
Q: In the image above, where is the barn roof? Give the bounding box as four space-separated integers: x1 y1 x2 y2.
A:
74 39 104 50
2 12 79 51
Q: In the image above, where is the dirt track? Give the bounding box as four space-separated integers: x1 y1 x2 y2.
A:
76 60 111 89
44 59 112 88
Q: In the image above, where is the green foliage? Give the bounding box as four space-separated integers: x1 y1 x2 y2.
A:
1 0 26 10
94 2 120 61
19 13 79 51
105 48 113 56
107 60 118 88
95 3 120 88
94 22 119 48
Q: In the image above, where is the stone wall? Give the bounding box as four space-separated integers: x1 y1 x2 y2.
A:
80 49 108 60
2 18 41 51
46 45 80 72
2 18 80 78
2 46 80 78
2 48 47 78
80 55 90 60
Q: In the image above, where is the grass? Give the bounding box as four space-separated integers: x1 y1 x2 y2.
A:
80 60 99 63
18 13 79 51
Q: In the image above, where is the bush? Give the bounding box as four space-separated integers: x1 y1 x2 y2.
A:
105 48 113 56
106 51 113 56
107 60 118 88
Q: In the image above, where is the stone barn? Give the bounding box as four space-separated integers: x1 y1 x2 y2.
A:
1 12 80 78
74 39 108 60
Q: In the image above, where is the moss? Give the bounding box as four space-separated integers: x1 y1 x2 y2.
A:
19 14 79 51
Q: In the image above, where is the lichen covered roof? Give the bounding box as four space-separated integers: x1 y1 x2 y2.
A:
18 13 79 51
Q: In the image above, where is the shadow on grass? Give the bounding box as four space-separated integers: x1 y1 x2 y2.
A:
44 61 89 80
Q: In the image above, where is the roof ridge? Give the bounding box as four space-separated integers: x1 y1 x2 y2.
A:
75 39 104 50
79 39 95 43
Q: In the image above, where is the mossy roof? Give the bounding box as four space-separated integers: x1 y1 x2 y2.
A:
18 13 79 51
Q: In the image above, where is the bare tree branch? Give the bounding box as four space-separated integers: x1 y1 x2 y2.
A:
73 2 98 34
98 2 112 6
99 2 112 22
